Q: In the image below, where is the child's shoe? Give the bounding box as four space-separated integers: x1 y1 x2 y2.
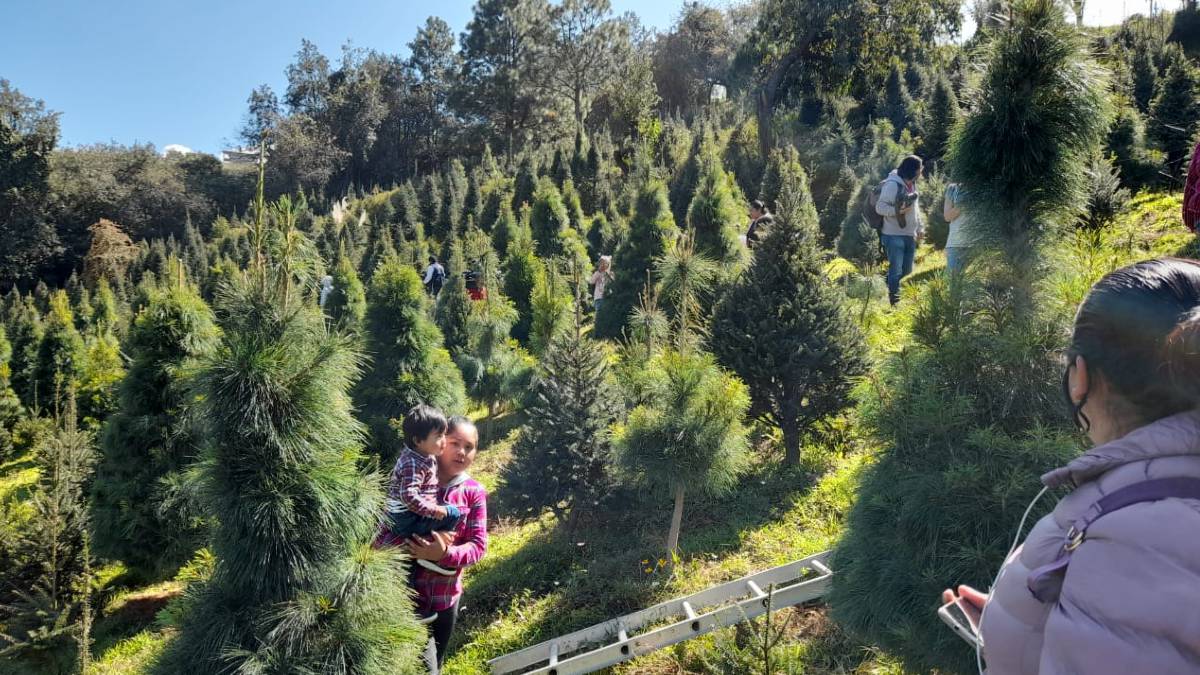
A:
416 559 456 575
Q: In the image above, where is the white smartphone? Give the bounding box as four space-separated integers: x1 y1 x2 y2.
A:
938 599 982 649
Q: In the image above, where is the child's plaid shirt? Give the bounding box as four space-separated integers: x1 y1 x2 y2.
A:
376 472 488 614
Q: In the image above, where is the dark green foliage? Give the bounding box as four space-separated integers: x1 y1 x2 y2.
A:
562 180 586 231
436 242 472 353
712 164 867 465
1149 45 1200 175
502 329 620 523
0 327 24 457
512 154 538 211
33 291 85 412
1079 152 1131 230
7 296 43 409
922 76 959 167
1106 103 1162 189
550 147 571 186
465 171 484 227
455 289 531 435
0 80 61 285
503 248 543 345
158 276 425 673
0 395 96 661
586 212 617 259
530 178 570 258
357 259 466 460
724 117 764 202
881 63 921 138
669 128 711 224
529 264 573 357
1129 45 1159 114
614 349 750 554
759 146 810 216
440 160 468 239
1169 8 1200 59
91 284 219 577
685 155 748 268
594 179 679 339
829 279 1078 674
326 253 368 331
947 0 1108 306
819 164 857 249
420 173 444 238
491 200 520 259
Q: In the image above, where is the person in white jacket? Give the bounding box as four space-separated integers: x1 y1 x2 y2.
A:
875 155 924 305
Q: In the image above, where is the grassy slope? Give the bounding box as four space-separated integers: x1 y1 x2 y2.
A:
48 190 1189 674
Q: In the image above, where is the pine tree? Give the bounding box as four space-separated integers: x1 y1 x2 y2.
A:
550 147 572 186
91 278 121 335
758 146 811 216
529 264 574 356
326 251 368 332
948 0 1108 314
832 3 1110 671
33 291 86 412
685 155 747 268
502 328 620 524
512 154 538 211
0 327 23 456
357 258 466 460
668 127 712 224
1149 45 1200 175
420 173 444 239
820 164 857 249
922 76 959 168
594 179 680 339
530 178 570 259
0 391 96 660
491 200 520 259
712 167 868 465
615 349 749 556
881 63 921 138
91 283 219 577
157 233 426 673
9 296 44 409
503 247 544 345
465 170 484 228
440 160 469 239
586 212 617 260
78 327 124 428
436 241 471 354
562 179 586 230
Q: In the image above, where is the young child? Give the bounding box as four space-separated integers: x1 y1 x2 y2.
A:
385 404 462 574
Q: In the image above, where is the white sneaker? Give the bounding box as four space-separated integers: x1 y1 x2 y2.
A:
416 559 455 575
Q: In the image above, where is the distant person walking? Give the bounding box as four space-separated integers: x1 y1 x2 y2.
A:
876 155 924 305
590 255 614 313
943 183 973 275
941 258 1200 674
745 200 773 249
424 256 446 297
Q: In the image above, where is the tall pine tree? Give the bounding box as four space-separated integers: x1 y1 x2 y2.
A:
712 162 868 465
157 198 425 673
91 283 219 577
357 258 466 460
594 179 679 338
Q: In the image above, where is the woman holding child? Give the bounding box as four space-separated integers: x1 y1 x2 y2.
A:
377 410 489 672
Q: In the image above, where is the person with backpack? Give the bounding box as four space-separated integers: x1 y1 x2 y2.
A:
873 155 924 305
941 257 1200 674
1183 139 1200 232
424 256 446 297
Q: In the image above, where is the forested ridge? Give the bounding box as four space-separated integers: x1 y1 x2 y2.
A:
3 0 1200 673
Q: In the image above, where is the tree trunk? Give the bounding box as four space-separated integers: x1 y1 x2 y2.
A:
756 88 775 164
666 484 685 557
782 417 802 466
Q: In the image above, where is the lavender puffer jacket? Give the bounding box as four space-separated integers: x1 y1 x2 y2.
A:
980 410 1200 674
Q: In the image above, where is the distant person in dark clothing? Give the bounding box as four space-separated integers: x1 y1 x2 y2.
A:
745 200 773 249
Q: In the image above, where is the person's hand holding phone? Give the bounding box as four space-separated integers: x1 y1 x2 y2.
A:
941 585 988 632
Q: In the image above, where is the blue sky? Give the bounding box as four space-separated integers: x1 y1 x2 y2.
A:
0 0 678 154
0 0 1175 154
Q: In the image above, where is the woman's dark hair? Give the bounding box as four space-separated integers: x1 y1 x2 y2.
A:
428 256 437 264
1068 258 1200 427
750 199 766 212
897 155 924 181
401 404 448 448
446 415 477 441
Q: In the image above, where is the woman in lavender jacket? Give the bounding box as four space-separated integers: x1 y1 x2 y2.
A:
944 258 1200 674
